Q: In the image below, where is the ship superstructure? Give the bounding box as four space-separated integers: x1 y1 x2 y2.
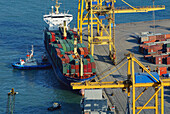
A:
43 0 73 31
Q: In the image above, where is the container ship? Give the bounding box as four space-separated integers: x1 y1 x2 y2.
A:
43 0 96 86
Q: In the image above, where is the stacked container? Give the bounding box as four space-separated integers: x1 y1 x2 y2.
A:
45 29 96 78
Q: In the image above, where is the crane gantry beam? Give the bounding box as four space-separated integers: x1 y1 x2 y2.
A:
77 0 165 65
71 53 170 114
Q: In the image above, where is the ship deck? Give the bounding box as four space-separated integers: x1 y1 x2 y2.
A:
82 19 170 114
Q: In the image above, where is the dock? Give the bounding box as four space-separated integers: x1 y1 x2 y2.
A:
82 19 170 114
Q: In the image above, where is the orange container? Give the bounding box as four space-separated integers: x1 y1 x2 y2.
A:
158 67 167 76
165 34 170 39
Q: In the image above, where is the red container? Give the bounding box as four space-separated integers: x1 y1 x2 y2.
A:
91 62 96 69
87 62 92 72
50 32 56 42
67 69 70 73
148 45 162 53
75 65 79 69
156 35 165 40
149 35 156 41
143 40 156 44
158 38 166 41
64 54 70 63
83 47 89 57
162 54 169 58
167 57 170 65
83 65 88 73
62 58 66 63
155 56 162 65
56 48 61 55
158 67 167 76
165 34 170 39
75 69 79 73
167 47 170 52
78 47 84 55
57 44 63 48
71 64 75 69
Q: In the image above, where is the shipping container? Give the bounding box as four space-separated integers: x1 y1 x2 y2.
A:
148 35 156 41
166 57 170 65
154 56 162 65
165 34 170 39
157 67 167 76
140 36 149 42
135 72 159 83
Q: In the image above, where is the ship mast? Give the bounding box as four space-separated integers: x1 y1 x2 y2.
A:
55 0 61 14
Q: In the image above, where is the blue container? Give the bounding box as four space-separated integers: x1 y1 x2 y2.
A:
99 15 106 19
135 72 159 83
92 1 97 5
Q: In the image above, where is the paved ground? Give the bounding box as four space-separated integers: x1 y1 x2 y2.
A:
82 19 170 114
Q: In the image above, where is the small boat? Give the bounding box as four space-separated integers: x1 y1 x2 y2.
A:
12 45 52 70
48 103 61 111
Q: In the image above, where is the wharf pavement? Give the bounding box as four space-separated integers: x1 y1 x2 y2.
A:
82 19 170 114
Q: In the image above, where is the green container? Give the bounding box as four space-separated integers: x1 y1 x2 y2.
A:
66 39 74 51
77 43 81 48
87 54 95 62
47 32 52 39
167 43 170 47
63 40 71 52
53 44 58 48
83 59 88 65
62 63 67 74
59 39 64 44
60 48 65 55
74 59 79 65
92 68 96 73
81 43 86 48
68 55 74 62
67 64 71 71
71 69 75 74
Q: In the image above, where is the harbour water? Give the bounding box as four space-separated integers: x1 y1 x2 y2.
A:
0 0 169 113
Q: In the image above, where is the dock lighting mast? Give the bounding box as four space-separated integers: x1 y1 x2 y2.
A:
71 53 170 114
77 0 165 65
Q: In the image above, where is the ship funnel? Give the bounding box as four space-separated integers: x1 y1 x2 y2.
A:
63 21 67 40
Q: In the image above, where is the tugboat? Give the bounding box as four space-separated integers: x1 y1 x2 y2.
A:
48 103 61 111
12 45 52 70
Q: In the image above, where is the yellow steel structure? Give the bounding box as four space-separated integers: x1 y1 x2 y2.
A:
71 53 170 114
77 0 165 65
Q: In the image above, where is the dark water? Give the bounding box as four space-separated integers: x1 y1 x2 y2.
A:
0 0 169 113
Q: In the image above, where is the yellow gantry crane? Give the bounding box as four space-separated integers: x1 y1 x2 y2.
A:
77 0 165 65
71 53 170 114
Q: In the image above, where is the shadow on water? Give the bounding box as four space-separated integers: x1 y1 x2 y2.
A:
150 25 170 31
